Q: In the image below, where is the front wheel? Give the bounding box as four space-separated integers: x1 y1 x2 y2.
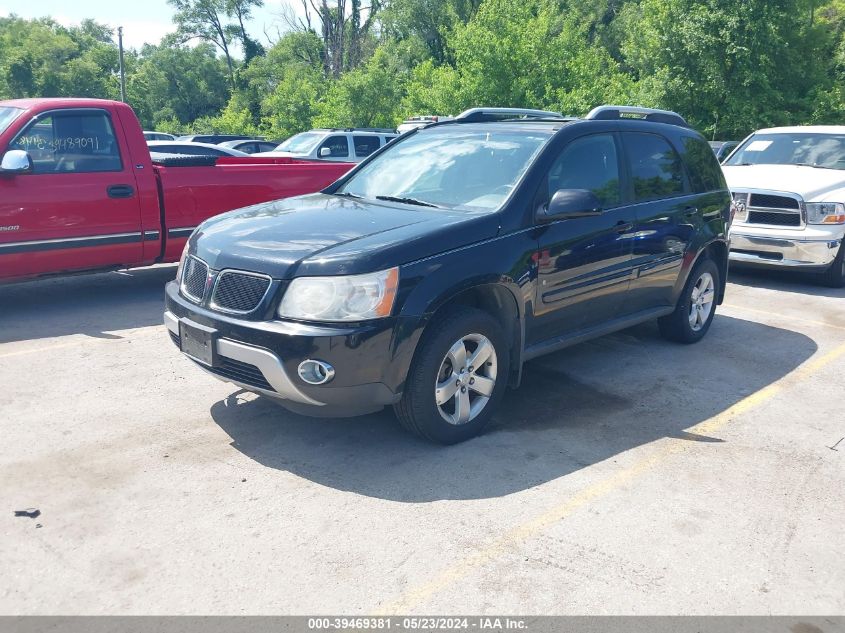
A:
394 307 510 444
658 258 720 344
820 243 845 288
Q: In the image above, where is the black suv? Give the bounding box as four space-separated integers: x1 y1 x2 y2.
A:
165 106 731 444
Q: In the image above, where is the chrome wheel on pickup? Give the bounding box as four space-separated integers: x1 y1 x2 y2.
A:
394 307 509 444
435 333 498 425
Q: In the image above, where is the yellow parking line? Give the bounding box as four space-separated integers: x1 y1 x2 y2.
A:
722 303 845 332
377 340 845 614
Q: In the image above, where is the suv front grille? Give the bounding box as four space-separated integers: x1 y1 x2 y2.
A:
203 357 274 392
181 256 209 302
211 271 271 313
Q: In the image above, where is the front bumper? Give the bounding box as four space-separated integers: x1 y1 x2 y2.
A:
729 233 842 269
164 281 403 417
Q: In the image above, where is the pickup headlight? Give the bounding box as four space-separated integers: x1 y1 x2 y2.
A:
805 202 845 225
278 267 399 322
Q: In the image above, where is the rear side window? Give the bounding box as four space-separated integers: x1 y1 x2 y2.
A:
623 132 686 201
682 136 727 193
546 133 621 207
320 135 349 158
354 135 381 157
10 110 122 174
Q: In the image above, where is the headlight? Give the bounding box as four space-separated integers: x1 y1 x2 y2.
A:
278 267 399 322
805 202 845 225
175 241 190 281
731 192 749 223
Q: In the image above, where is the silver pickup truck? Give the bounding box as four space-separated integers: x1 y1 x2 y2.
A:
722 126 845 287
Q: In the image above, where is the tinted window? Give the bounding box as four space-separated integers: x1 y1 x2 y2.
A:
547 134 621 207
354 135 381 157
682 136 726 193
320 135 349 157
255 142 277 153
624 132 685 201
10 111 122 174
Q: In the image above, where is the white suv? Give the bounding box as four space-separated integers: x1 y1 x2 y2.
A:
258 128 398 163
722 126 845 287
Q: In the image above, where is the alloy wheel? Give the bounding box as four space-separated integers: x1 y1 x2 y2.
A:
434 333 498 425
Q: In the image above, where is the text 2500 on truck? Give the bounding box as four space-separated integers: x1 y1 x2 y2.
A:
0 98 351 284
165 107 732 444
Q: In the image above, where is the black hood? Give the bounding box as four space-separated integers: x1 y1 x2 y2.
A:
189 193 501 278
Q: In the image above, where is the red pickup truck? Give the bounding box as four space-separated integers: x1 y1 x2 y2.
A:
0 98 352 284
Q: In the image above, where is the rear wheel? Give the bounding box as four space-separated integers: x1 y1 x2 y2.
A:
820 243 845 288
394 307 509 444
658 258 720 344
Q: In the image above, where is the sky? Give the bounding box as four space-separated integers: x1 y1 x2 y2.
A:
0 0 298 50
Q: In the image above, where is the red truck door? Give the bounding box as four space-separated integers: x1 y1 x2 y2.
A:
0 107 144 281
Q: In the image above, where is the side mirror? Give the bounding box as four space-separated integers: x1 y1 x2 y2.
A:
0 150 33 175
539 189 602 222
319 147 332 158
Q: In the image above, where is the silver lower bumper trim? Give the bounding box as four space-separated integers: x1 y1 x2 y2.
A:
729 234 841 268
164 311 323 406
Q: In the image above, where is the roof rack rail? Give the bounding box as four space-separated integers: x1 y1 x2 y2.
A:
584 105 689 128
455 107 567 122
320 127 397 133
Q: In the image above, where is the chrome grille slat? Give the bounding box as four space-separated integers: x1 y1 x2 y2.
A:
180 256 208 303
210 270 272 313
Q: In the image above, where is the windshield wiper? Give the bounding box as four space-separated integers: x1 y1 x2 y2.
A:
375 195 440 208
794 162 828 169
335 191 363 199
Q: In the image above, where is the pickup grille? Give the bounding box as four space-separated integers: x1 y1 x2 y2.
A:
211 271 272 313
181 256 209 302
749 193 800 210
747 211 802 227
743 192 803 228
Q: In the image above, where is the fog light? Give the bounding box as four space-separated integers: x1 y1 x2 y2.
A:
297 359 335 385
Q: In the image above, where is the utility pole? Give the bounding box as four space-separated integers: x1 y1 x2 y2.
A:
118 26 127 103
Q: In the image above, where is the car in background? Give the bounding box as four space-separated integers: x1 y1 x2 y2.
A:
397 115 453 134
258 128 399 163
147 141 249 157
144 131 176 141
218 139 279 154
709 140 739 162
176 134 258 144
722 126 845 287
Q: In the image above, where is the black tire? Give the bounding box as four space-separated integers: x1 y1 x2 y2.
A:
394 307 510 444
820 243 845 288
658 257 720 344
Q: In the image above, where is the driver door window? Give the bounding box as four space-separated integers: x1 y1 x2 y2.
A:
10 111 122 174
319 135 349 158
546 133 621 207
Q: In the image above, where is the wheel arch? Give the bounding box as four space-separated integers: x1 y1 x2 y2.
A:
418 282 525 389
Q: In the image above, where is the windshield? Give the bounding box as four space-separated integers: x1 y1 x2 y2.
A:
274 132 324 154
337 127 551 211
725 132 845 170
0 107 23 136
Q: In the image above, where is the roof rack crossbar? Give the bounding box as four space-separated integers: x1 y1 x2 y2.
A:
584 105 689 128
455 107 566 122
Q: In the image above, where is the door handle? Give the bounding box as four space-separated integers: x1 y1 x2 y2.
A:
683 206 698 217
614 221 633 233
107 184 135 199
